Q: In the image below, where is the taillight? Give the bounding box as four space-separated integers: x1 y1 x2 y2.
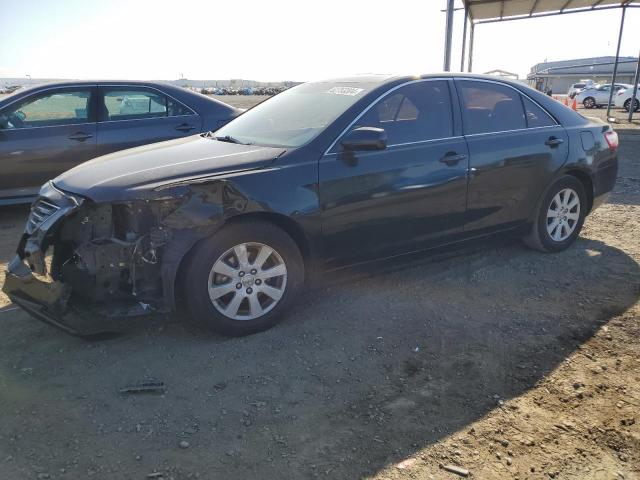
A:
604 130 619 151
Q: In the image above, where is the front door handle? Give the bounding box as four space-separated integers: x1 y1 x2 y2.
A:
68 132 93 141
545 136 564 147
440 152 467 166
175 123 195 132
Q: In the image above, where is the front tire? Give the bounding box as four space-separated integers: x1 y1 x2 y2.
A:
182 221 304 336
523 176 587 253
583 97 595 109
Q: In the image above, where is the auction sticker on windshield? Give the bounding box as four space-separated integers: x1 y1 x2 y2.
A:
327 87 364 96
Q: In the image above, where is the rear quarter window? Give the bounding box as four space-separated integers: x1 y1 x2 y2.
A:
522 96 556 128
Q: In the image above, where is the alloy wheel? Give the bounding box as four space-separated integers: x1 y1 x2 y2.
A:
546 188 580 242
207 242 287 320
625 99 639 112
583 98 595 109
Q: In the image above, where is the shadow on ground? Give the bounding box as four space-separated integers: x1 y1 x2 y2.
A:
1 233 638 479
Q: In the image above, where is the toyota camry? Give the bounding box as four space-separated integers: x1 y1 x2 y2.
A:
3 74 618 337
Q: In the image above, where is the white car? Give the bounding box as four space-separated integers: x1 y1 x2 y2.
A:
576 83 630 109
614 86 640 111
567 82 589 99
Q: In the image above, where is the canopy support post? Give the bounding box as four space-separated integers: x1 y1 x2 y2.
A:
628 50 640 122
606 5 626 119
460 6 469 71
444 0 455 71
467 21 475 72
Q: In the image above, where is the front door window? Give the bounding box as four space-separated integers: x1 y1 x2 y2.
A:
0 90 91 129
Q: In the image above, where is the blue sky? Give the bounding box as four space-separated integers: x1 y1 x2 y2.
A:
1 0 639 81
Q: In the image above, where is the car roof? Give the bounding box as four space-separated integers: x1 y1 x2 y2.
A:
0 79 240 115
311 73 534 90
4 79 187 93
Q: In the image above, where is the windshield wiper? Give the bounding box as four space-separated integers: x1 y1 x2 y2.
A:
215 135 250 145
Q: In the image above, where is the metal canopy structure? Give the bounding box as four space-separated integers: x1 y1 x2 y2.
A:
443 0 640 121
465 0 640 22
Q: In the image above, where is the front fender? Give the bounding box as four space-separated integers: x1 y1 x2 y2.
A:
158 161 321 310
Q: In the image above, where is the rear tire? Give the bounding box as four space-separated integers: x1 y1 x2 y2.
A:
583 97 595 109
624 98 639 112
182 221 304 336
523 176 587 253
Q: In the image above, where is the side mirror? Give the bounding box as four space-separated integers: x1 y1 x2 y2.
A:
341 127 387 151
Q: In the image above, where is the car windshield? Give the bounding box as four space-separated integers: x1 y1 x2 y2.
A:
213 81 375 148
574 84 586 89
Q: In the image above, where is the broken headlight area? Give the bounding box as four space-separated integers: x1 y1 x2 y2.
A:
18 183 84 275
50 199 182 313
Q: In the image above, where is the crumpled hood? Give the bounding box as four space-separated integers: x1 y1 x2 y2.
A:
53 135 285 202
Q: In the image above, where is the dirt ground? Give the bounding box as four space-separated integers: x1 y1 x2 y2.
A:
0 98 639 480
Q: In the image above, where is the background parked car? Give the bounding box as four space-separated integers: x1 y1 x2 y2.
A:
614 85 640 111
0 81 240 205
576 83 630 109
567 82 588 99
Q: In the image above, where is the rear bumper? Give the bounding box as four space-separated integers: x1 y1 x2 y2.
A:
591 155 618 212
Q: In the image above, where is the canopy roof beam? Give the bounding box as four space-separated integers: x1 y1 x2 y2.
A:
461 0 640 23
560 0 574 12
529 0 541 15
475 3 639 24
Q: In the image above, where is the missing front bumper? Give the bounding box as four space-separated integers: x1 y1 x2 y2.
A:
3 255 152 338
3 255 79 334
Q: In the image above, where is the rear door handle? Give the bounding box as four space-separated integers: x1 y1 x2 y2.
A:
440 152 467 166
545 136 564 147
68 132 93 141
175 123 195 132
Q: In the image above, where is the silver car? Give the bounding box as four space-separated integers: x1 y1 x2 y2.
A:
614 84 640 111
577 83 630 109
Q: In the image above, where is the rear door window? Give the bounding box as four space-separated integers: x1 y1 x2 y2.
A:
458 80 526 135
354 80 453 145
102 88 193 121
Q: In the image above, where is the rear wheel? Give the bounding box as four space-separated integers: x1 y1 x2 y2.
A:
523 176 587 253
624 98 639 112
583 97 595 109
182 221 304 336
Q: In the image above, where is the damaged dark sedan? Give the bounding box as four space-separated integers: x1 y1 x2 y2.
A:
3 74 618 337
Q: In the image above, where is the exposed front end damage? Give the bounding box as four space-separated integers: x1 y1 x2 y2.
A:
3 180 249 336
